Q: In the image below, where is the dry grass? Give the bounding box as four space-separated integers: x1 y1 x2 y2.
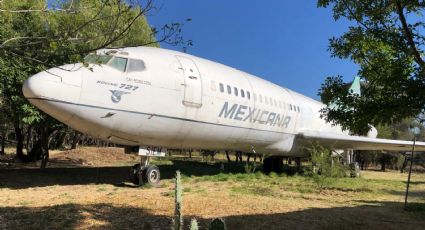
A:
1 147 425 229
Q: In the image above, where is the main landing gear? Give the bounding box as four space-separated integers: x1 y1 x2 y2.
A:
263 156 302 174
130 156 161 186
263 156 284 173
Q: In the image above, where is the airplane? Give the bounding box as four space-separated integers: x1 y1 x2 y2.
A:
22 46 425 185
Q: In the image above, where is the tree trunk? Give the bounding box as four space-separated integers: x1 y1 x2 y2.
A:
236 151 242 162
14 124 29 162
400 155 408 173
25 125 33 153
71 131 81 150
225 151 231 162
0 134 4 155
295 157 301 171
50 129 67 149
39 127 50 170
381 162 386 172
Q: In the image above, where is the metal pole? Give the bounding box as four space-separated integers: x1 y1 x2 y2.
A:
404 136 416 211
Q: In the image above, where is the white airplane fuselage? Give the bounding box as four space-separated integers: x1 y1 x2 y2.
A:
23 47 354 157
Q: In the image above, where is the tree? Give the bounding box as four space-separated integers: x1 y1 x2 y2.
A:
0 0 191 165
317 0 425 135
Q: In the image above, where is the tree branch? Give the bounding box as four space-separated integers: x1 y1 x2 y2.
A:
341 0 371 30
395 0 425 68
0 6 91 13
1 36 48 47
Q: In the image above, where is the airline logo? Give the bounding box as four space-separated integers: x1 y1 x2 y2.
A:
110 90 130 103
219 102 291 128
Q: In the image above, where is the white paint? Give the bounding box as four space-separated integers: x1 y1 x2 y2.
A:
22 47 425 157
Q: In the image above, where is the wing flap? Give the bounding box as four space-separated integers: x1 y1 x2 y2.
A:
297 130 425 151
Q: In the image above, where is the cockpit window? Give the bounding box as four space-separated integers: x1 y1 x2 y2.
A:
84 54 112 64
84 53 144 73
108 57 128 72
126 59 146 72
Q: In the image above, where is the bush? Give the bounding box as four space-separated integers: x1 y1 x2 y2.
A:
308 145 349 178
244 162 257 174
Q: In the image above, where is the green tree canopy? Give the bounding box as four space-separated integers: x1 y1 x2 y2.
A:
317 0 425 135
0 0 190 163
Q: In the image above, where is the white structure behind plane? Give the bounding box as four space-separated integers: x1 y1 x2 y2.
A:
22 47 425 183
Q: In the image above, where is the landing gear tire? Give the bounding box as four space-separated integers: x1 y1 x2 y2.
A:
263 157 273 174
130 164 141 185
263 156 284 174
144 165 160 185
129 163 161 186
273 156 284 172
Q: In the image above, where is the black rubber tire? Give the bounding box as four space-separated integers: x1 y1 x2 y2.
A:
143 165 161 185
272 156 284 172
263 157 273 174
130 164 141 185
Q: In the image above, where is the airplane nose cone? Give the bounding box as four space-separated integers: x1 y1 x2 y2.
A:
23 68 82 123
22 78 32 99
23 72 61 99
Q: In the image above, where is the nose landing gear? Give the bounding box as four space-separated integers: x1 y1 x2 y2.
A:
130 156 161 186
126 145 166 186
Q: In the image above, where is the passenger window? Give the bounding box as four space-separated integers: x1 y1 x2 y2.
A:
265 97 269 105
241 89 245 98
219 83 224 93
253 93 257 101
290 104 293 110
234 87 238 96
247 91 251 100
227 85 231 95
126 59 146 72
297 106 300 112
274 99 277 107
109 57 128 72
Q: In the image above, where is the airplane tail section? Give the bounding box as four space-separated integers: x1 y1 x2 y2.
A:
329 76 361 109
348 76 361 96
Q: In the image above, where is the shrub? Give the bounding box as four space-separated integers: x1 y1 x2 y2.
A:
308 145 349 178
189 218 198 230
244 162 257 174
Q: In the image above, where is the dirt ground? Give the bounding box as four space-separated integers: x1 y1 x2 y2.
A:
1 147 425 230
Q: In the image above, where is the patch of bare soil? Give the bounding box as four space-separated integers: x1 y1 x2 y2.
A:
50 147 138 167
0 147 139 169
1 148 425 229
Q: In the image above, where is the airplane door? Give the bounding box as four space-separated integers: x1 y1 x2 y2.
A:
176 56 202 108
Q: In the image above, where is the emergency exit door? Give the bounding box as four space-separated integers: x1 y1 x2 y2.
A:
176 56 202 107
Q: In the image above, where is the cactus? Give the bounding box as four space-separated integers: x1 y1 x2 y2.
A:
173 170 183 230
189 218 199 230
210 218 226 230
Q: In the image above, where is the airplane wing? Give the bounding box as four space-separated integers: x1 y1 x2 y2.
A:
297 130 425 152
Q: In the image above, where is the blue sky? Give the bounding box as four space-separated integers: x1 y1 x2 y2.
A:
148 1 358 100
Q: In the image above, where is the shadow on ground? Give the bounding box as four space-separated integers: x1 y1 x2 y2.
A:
0 159 248 189
0 201 424 229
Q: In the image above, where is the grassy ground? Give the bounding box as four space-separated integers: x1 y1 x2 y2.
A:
1 147 425 229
